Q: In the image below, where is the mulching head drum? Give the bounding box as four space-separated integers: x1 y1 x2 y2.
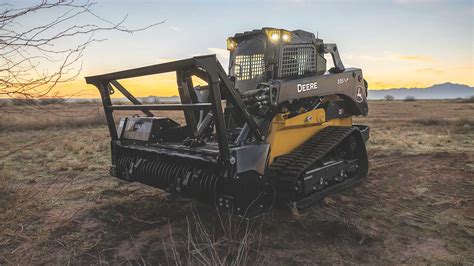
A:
115 152 222 200
113 148 273 216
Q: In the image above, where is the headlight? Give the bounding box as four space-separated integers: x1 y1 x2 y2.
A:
265 29 280 43
271 32 280 42
265 29 291 43
281 30 291 42
226 37 237 51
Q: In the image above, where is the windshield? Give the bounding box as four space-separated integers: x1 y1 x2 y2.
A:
229 38 266 82
233 54 265 80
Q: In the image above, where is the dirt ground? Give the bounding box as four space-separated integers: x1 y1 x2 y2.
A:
0 100 473 264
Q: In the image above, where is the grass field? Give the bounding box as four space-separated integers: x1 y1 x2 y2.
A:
1 100 473 264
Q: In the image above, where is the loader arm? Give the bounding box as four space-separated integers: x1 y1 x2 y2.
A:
324 43 345 73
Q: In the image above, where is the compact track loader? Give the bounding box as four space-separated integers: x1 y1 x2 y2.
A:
86 28 369 216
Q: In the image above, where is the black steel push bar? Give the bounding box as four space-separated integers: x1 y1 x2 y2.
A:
85 55 263 163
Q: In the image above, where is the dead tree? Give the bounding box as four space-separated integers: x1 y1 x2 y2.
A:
0 0 162 99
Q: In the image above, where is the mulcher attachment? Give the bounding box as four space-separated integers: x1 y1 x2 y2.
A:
267 126 368 209
113 145 273 217
116 153 221 199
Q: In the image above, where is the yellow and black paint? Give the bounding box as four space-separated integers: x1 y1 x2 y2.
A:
266 108 352 164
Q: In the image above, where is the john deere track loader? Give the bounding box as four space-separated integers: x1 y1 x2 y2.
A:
86 28 369 216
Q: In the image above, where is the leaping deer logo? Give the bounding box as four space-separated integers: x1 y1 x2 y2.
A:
356 86 364 103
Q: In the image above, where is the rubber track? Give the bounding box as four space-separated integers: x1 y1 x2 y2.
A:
266 126 360 205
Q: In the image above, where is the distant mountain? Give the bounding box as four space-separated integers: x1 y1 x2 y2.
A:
368 83 474 100
3 83 472 103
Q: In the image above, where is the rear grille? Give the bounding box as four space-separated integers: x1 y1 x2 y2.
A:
280 45 316 78
234 54 265 80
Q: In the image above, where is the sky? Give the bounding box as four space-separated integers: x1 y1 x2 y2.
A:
6 0 474 97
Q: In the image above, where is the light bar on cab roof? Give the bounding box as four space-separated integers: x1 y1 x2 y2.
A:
265 29 292 43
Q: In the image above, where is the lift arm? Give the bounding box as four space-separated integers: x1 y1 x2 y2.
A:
324 43 345 73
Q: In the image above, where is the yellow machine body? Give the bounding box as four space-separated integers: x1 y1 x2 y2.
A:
267 109 352 164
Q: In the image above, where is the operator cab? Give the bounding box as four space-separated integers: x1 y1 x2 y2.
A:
227 28 327 93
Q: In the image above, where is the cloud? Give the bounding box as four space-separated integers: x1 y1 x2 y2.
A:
393 0 439 4
207 48 228 59
343 52 435 63
156 58 177 63
341 53 391 62
367 81 397 89
187 48 230 71
397 55 434 62
416 68 443 74
207 48 230 64
451 65 473 71
168 26 181 32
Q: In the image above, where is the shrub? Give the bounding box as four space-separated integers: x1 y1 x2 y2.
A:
404 96 416 102
76 99 100 104
384 95 395 101
38 97 66 105
10 98 37 106
462 96 474 103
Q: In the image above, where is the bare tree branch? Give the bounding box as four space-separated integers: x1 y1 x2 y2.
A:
0 0 163 99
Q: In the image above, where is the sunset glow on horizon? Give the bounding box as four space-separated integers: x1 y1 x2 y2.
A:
5 0 473 98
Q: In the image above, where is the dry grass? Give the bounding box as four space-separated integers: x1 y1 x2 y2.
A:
0 100 473 264
164 210 265 265
411 117 474 134
0 104 106 132
412 117 474 127
354 100 474 153
0 111 105 132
